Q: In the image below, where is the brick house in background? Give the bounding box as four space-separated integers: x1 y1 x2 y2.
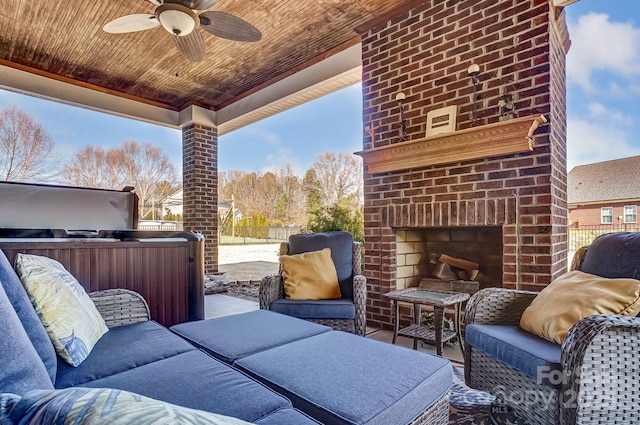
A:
568 156 640 227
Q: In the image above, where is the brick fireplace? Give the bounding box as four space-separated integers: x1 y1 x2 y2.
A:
357 0 570 330
395 226 503 290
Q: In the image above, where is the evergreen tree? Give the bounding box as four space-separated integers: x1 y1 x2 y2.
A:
303 169 323 228
309 202 364 243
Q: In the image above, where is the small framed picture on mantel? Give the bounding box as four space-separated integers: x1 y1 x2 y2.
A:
425 105 458 137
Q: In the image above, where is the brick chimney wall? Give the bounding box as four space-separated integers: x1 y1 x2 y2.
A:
359 0 568 330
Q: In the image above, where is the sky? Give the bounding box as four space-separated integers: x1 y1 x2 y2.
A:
0 0 638 177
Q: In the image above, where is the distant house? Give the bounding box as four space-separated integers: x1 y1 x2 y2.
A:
161 189 242 223
162 190 184 216
568 156 640 227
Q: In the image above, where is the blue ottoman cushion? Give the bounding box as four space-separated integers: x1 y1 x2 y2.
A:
254 408 321 425
171 310 331 363
81 350 293 424
270 298 356 320
465 324 561 387
235 331 452 425
56 321 196 388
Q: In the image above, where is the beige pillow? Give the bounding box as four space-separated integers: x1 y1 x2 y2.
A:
15 254 109 367
280 248 341 300
520 270 640 344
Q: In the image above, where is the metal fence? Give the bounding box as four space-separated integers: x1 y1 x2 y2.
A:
137 222 303 244
138 220 183 231
568 225 640 264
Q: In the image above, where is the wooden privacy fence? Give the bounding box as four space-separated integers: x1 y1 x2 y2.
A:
219 226 304 245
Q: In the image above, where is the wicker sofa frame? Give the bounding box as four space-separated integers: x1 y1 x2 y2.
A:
464 247 640 425
259 240 367 336
89 288 151 328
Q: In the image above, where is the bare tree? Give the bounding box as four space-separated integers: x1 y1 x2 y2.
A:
220 171 258 217
118 141 178 219
0 105 55 181
254 172 281 221
311 152 363 207
219 166 308 225
277 163 306 224
61 140 178 219
60 146 118 188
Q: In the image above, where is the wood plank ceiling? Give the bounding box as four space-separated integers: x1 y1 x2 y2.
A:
0 0 411 112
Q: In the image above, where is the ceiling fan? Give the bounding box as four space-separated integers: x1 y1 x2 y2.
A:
103 0 261 63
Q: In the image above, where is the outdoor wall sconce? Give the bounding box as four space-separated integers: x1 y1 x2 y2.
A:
396 92 408 142
468 64 481 125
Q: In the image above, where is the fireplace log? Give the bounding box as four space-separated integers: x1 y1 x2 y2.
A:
432 262 458 281
420 278 480 295
439 254 479 271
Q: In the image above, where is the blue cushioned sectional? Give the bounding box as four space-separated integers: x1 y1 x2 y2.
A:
1 244 452 425
0 282 54 394
465 324 562 387
0 251 57 383
171 309 331 363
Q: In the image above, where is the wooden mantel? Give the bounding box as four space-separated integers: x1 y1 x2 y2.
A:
355 114 547 174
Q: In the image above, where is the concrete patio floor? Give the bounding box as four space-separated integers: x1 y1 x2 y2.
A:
204 293 464 363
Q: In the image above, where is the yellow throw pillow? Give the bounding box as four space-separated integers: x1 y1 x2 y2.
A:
15 254 109 367
280 248 342 300
520 270 640 344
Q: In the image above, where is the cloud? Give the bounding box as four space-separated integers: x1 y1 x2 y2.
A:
586 102 632 125
241 128 304 174
567 103 640 170
246 128 282 148
263 148 303 175
567 13 640 90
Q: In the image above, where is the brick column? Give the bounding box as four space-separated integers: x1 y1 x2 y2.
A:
548 8 570 280
182 123 218 274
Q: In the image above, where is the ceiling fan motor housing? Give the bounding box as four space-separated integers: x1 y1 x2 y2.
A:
155 4 197 36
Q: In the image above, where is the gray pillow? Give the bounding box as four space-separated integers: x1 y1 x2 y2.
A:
0 281 54 394
0 249 56 383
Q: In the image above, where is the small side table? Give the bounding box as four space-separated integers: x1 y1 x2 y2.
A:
385 288 469 357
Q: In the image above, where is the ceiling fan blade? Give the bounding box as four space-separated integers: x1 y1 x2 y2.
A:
147 0 162 5
199 11 261 42
164 0 217 10
103 14 160 33
174 31 206 62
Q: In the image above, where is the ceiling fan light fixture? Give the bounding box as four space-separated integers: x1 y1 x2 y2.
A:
156 5 197 36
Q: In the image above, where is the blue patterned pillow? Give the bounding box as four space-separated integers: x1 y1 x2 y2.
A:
0 388 253 424
14 254 108 367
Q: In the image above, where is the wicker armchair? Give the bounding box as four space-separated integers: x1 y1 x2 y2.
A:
464 232 640 425
89 288 150 328
259 232 367 336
